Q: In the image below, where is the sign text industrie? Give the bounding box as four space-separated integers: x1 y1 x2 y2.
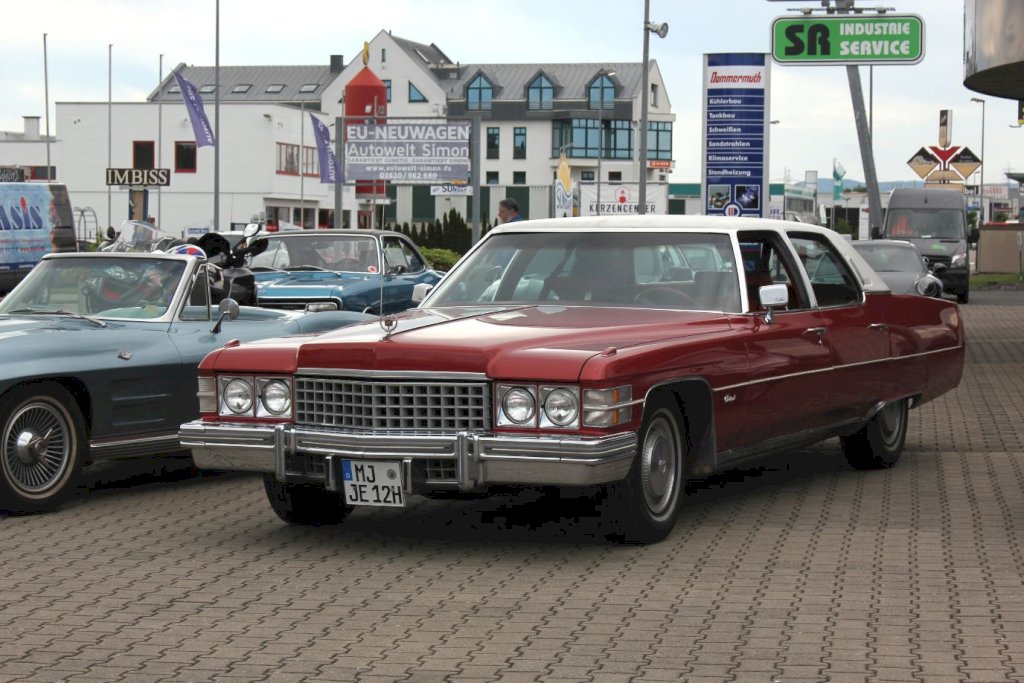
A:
772 15 925 65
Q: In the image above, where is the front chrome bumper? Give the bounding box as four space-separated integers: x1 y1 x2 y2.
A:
179 421 637 491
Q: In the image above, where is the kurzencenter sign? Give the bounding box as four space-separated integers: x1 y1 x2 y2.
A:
771 14 925 65
345 122 470 184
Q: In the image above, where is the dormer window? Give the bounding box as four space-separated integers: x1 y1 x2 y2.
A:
199 84 217 94
527 75 553 110
467 75 492 111
299 84 319 93
589 75 615 109
232 84 252 94
265 84 285 94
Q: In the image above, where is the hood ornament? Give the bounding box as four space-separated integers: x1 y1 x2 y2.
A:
379 314 398 338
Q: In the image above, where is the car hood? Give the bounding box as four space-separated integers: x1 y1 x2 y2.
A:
256 270 376 293
209 305 734 382
0 314 111 339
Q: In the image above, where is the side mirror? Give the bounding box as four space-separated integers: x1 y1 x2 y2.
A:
387 264 408 276
870 226 883 240
412 282 433 303
968 227 980 244
242 223 262 238
211 297 240 333
758 283 789 325
246 236 269 257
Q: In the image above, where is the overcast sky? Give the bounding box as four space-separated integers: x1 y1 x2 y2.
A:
3 0 1013 186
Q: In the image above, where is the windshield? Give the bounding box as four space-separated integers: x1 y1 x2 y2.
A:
0 256 186 319
853 244 925 273
884 208 965 240
252 234 379 272
427 231 740 311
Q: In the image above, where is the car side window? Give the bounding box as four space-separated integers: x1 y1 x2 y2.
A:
737 231 809 312
788 233 862 307
180 264 212 321
383 237 423 273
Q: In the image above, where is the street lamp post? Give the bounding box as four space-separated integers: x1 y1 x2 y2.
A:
638 0 668 215
596 70 615 216
971 97 986 226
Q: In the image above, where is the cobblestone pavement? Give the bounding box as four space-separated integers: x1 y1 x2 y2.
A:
1 295 1023 683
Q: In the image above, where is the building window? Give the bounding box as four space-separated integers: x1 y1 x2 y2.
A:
28 166 55 181
276 143 299 175
609 171 622 182
168 85 180 94
486 171 499 185
232 84 252 94
651 83 659 108
199 84 217 94
265 84 285 94
552 118 632 160
133 141 155 170
608 120 632 159
589 75 615 110
175 142 197 173
581 171 595 181
299 83 319 93
409 82 427 103
467 75 492 111
527 75 553 110
382 80 392 102
646 121 673 160
513 171 526 185
487 127 500 159
513 127 526 159
381 48 387 63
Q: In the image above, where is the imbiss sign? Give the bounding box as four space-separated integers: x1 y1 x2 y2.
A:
106 168 171 187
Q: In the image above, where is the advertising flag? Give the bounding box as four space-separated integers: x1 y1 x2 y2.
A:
310 113 343 184
832 158 846 201
172 71 216 147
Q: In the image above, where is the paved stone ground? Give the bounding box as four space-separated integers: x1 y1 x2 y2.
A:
1 294 1023 682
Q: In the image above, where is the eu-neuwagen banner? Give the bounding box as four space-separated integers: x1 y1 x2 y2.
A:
345 122 470 184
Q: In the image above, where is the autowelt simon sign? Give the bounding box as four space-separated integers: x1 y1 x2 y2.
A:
771 14 925 66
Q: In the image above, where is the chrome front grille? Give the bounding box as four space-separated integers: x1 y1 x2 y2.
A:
295 376 491 432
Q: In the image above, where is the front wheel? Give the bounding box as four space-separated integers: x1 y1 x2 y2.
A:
840 398 908 470
0 384 86 513
263 475 353 526
602 395 686 544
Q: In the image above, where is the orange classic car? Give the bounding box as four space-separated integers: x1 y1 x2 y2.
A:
179 216 964 543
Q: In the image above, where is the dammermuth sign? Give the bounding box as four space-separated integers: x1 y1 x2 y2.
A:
345 122 470 184
701 53 770 219
771 15 925 65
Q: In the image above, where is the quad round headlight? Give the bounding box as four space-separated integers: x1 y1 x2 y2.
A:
544 388 579 427
261 380 291 415
223 378 254 415
502 387 536 424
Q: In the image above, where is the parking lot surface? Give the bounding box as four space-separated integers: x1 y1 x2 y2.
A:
1 291 1023 682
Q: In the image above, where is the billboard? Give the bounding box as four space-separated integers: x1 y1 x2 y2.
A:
578 183 667 216
701 53 770 218
344 121 470 184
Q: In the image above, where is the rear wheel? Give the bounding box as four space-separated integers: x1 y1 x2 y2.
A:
602 395 686 544
957 288 969 304
840 398 908 470
0 384 86 514
263 475 353 525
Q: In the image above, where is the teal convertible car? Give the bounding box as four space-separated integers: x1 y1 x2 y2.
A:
0 251 372 513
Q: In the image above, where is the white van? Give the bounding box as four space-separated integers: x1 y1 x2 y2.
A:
0 183 76 295
874 188 978 303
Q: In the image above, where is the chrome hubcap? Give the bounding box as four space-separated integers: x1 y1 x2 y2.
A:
640 414 678 518
3 402 70 494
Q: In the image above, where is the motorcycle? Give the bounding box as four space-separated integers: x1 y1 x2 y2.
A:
193 223 268 307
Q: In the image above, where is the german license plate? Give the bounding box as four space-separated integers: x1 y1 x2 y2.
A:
341 460 405 507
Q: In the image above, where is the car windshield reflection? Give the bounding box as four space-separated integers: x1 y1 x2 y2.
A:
252 235 380 273
0 256 187 320
427 232 740 311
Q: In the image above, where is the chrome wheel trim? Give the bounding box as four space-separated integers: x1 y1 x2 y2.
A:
639 411 679 520
2 400 72 496
876 400 906 450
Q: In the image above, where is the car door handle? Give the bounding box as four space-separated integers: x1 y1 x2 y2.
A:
804 326 827 343
868 323 888 331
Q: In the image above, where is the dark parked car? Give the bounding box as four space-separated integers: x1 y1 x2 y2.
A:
0 251 371 513
852 239 945 298
250 230 443 314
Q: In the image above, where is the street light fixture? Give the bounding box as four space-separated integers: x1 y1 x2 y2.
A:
637 0 668 215
971 97 985 226
596 69 615 216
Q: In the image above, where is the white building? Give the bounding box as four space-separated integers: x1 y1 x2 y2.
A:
0 30 675 240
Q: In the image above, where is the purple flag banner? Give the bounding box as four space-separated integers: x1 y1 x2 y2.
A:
310 113 343 184
172 71 216 148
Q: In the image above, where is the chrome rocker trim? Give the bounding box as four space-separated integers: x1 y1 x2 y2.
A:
179 421 638 490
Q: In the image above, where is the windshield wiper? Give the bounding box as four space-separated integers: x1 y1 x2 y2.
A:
6 307 108 328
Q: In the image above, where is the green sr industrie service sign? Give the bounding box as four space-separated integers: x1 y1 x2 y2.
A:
771 14 925 65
